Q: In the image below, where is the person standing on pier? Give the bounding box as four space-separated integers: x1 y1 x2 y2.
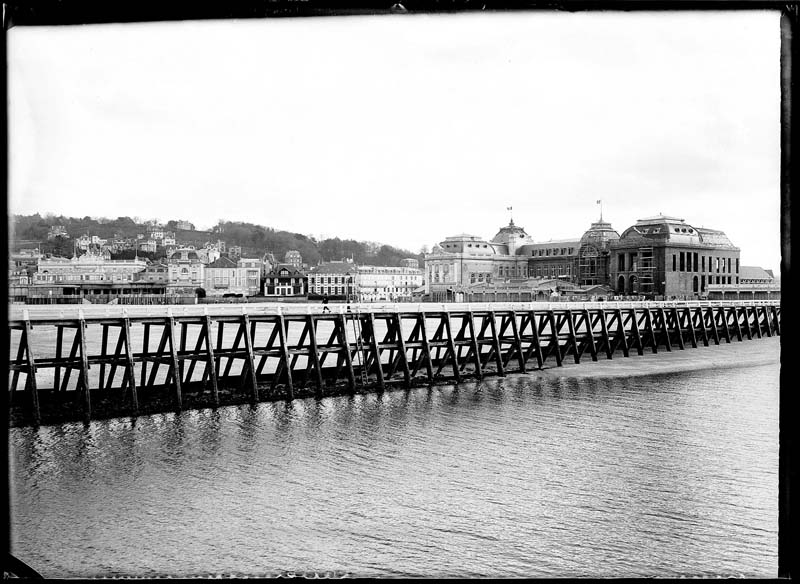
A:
322 294 330 313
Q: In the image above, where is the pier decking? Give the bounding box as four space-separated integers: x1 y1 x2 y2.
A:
7 300 781 426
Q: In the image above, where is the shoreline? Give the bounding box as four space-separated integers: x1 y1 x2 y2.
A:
8 337 780 429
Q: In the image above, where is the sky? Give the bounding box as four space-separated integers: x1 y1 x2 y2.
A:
8 11 782 270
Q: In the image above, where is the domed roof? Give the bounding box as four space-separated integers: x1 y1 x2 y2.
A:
618 214 720 246
580 219 620 248
491 219 533 245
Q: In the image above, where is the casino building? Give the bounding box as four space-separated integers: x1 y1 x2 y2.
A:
424 213 741 300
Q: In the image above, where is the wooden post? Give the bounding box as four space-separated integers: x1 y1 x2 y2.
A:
203 316 219 405
644 309 658 353
613 309 630 358
77 317 92 423
466 311 483 379
337 313 356 391
681 306 697 349
582 310 598 362
121 317 139 414
630 309 645 356
732 306 744 342
525 311 545 369
141 323 150 389
23 318 40 425
565 310 581 364
99 324 109 391
418 314 435 385
772 305 781 335
276 313 294 400
487 311 504 376
658 308 672 352
393 313 412 389
707 307 720 345
719 307 732 343
306 315 325 397
242 314 259 402
215 321 225 382
761 305 773 337
670 307 685 350
179 321 188 385
367 312 386 390
598 309 613 360
753 306 763 339
696 307 709 347
508 311 526 373
167 317 183 411
547 310 563 367
54 325 64 393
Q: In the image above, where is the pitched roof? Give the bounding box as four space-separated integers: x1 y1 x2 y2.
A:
309 262 356 275
207 256 238 269
739 266 773 281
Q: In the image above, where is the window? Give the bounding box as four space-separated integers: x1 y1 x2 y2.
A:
702 256 705 272
727 258 731 274
680 252 685 272
693 253 698 273
672 254 676 272
736 258 740 273
620 254 627 271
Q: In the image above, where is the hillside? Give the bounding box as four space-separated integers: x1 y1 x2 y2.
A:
9 214 423 267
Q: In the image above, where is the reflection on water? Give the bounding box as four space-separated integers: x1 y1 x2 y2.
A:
10 364 778 578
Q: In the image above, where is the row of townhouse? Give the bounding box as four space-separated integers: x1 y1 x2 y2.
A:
265 260 423 302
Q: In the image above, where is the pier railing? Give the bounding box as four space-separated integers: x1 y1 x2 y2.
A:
7 300 781 426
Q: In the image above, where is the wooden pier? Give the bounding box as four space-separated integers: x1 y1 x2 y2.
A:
7 300 781 426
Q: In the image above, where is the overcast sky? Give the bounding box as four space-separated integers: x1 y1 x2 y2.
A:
8 11 781 270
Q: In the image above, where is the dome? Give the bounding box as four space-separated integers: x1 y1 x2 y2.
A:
579 219 620 250
491 219 533 246
618 215 710 246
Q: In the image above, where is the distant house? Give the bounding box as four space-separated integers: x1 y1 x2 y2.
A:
204 256 262 296
264 264 308 297
175 220 195 231
307 261 356 300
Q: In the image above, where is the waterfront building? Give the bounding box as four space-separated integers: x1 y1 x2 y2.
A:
167 248 205 291
34 250 147 284
307 261 355 300
264 264 308 297
356 265 423 302
204 256 262 296
706 265 780 300
608 215 740 298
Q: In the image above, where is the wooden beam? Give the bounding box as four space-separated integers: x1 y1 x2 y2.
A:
23 318 40 425
242 314 259 402
508 311 526 372
582 310 598 362
487 311 504 376
367 312 385 390
203 316 220 405
337 313 356 391
122 317 139 415
306 315 325 397
77 317 92 424
393 313 412 388
167 317 183 411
